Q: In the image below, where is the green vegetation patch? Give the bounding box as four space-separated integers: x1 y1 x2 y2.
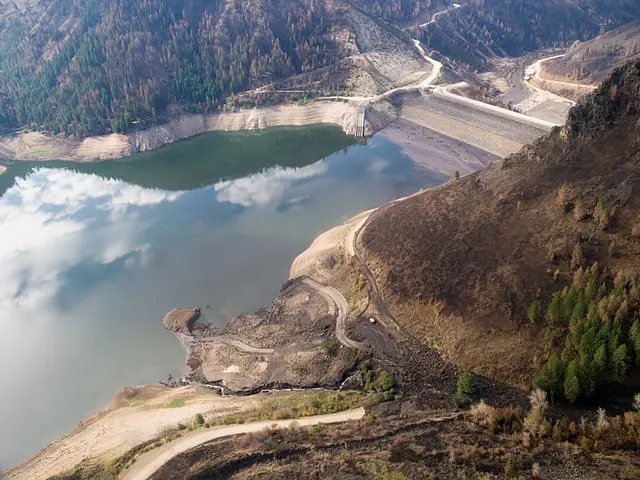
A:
210 390 364 426
534 262 640 403
164 398 186 408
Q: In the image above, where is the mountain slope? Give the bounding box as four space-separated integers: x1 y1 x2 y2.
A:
0 0 428 138
541 21 640 85
419 0 640 71
360 61 640 397
1 0 639 138
0 0 339 136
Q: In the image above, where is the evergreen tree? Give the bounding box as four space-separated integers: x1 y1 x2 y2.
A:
611 343 629 379
564 360 580 403
535 353 564 400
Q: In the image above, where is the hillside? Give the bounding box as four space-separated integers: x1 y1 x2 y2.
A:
360 61 640 402
1 0 639 139
541 21 640 85
0 0 428 138
418 0 640 71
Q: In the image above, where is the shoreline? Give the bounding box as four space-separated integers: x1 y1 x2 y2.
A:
0 101 360 163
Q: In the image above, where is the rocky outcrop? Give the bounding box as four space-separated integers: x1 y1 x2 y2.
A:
162 308 200 334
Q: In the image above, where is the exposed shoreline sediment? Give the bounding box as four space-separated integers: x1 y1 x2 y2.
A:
0 101 359 163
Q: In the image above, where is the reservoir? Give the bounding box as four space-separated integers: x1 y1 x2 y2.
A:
0 125 446 467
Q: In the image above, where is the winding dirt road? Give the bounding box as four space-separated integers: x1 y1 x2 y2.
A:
302 277 365 350
526 54 598 93
120 407 366 480
419 3 462 28
193 276 364 354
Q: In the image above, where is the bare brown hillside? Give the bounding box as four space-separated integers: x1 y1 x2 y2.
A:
360 61 640 387
542 21 640 85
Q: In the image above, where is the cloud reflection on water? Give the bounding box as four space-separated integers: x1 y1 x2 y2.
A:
0 168 182 313
0 161 330 315
214 162 327 207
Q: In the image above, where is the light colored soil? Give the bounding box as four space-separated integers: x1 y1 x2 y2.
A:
289 209 374 282
4 385 260 480
379 118 497 176
519 55 593 111
524 99 574 126
479 55 575 125
76 133 132 160
400 104 525 158
344 10 430 97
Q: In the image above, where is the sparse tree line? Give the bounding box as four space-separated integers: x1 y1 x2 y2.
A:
351 0 445 21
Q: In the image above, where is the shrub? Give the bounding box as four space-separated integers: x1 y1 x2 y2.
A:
633 393 640 412
454 391 472 408
457 371 476 396
594 200 616 231
469 400 497 428
570 243 586 270
524 389 549 438
193 413 205 427
320 339 339 357
361 364 396 397
573 196 587 221
556 184 575 212
272 408 295 420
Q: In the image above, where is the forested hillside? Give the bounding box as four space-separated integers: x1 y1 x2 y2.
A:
0 0 338 137
1 0 639 138
419 0 640 71
351 0 445 22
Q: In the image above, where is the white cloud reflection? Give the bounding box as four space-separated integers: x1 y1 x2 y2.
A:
0 168 182 313
214 162 327 207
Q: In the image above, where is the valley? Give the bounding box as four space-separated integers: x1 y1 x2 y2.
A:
2 1 640 479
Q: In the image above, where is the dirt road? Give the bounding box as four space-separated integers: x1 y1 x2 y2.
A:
120 407 366 480
192 276 364 353
526 54 598 92
301 277 364 350
351 210 403 334
419 3 462 28
5 386 261 480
